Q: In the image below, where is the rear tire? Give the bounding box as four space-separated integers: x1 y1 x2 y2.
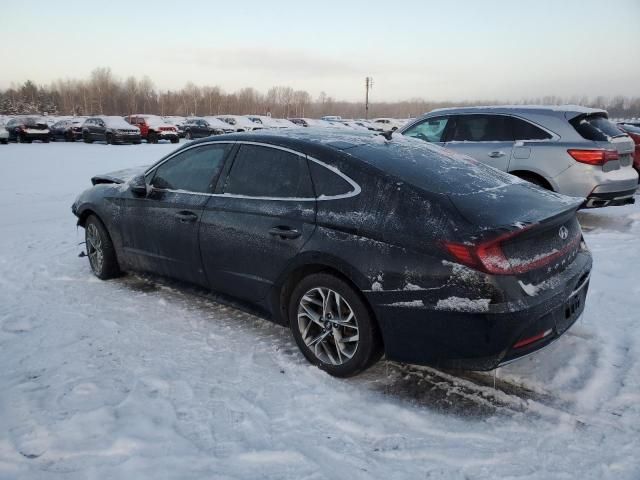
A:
148 131 158 144
185 131 193 140
514 173 552 190
106 133 113 145
84 215 120 279
288 273 382 377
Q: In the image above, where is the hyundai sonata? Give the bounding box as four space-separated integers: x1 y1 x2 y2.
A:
72 130 592 377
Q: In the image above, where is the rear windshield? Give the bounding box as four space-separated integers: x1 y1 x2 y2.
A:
571 114 625 141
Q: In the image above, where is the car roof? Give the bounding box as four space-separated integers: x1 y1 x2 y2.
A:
426 104 607 118
181 129 536 197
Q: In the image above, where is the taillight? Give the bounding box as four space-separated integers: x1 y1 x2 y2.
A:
445 230 518 275
567 149 619 165
444 225 580 275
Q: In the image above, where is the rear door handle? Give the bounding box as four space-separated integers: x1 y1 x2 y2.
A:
175 211 198 223
488 151 506 158
269 226 301 239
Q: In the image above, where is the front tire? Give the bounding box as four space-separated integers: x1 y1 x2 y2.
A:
148 131 158 144
289 273 382 377
84 215 120 279
185 131 193 140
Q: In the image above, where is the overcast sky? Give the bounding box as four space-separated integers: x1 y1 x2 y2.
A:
1 0 638 102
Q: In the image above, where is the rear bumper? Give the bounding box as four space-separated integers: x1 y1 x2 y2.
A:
584 188 636 208
554 162 638 200
366 251 592 370
19 132 49 140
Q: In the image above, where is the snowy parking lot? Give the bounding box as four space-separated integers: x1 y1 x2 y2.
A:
1 141 639 479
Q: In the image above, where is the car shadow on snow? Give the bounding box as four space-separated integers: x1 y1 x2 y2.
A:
114 273 556 419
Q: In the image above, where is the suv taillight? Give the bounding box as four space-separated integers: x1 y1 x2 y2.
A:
567 149 619 165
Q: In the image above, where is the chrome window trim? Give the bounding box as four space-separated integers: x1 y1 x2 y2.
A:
144 140 361 201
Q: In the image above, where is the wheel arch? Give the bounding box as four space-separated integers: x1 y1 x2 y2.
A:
270 257 384 350
509 169 555 191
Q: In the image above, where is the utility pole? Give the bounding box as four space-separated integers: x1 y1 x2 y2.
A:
365 76 373 119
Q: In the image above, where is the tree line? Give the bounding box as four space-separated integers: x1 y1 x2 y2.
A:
1 67 639 119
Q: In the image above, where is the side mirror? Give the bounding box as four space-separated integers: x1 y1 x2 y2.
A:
130 174 148 196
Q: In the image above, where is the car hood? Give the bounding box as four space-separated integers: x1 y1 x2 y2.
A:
91 166 147 185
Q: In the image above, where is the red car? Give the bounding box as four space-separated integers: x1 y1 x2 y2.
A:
618 123 640 177
125 115 179 144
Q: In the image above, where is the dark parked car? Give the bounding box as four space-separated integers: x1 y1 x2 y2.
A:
71 130 592 377
5 117 50 143
50 118 86 142
183 117 230 139
82 116 141 144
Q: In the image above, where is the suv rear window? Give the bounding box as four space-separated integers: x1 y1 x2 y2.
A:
511 117 552 140
570 114 624 141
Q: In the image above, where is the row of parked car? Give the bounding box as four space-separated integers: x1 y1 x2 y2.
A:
0 114 409 145
2 106 638 208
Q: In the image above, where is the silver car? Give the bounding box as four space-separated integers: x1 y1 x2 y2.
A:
399 106 638 207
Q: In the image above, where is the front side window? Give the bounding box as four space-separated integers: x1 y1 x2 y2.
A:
224 145 313 198
403 117 450 142
151 144 230 193
449 115 512 142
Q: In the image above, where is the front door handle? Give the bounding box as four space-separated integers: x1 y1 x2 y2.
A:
269 226 301 239
175 211 198 223
488 151 506 158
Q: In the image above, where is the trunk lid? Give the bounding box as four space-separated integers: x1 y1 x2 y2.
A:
447 182 584 281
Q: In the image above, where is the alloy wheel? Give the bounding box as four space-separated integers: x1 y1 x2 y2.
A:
297 287 359 365
86 223 104 274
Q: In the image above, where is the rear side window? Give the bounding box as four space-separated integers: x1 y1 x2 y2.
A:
308 161 354 197
224 145 313 198
151 144 229 193
449 115 512 142
571 114 624 141
403 117 450 143
511 117 552 140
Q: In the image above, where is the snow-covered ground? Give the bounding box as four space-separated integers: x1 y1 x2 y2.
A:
0 141 639 479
